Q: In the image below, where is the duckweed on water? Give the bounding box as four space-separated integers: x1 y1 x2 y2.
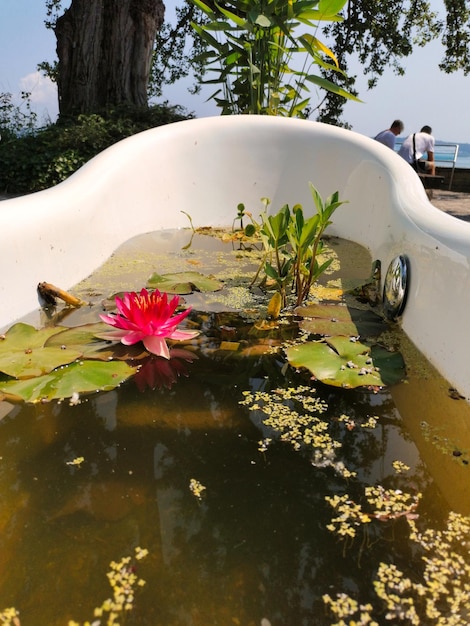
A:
2 229 470 624
241 378 470 624
1 548 149 626
240 384 374 479
324 510 470 624
68 547 148 626
189 477 206 500
392 459 411 473
0 608 20 626
324 486 470 624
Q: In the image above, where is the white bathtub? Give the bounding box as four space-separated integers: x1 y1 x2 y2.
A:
1 116 469 399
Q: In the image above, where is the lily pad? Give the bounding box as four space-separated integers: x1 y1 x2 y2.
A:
147 271 223 294
45 323 148 361
0 323 83 379
295 303 387 337
286 335 405 389
0 360 136 403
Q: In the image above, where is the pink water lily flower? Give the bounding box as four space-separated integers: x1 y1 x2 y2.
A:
99 288 199 359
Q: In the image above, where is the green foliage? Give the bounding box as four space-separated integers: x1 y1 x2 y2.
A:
247 183 346 306
157 2 469 124
1 360 136 404
440 0 470 74
0 103 193 194
151 3 208 98
0 91 38 140
0 322 137 403
286 335 406 389
0 323 82 379
289 184 344 303
320 0 443 124
257 200 293 302
188 0 359 116
147 271 223 294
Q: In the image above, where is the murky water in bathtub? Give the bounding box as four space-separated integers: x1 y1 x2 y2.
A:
0 230 469 625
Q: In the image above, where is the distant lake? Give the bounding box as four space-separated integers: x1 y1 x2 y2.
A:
455 155 470 169
394 140 470 169
436 153 470 169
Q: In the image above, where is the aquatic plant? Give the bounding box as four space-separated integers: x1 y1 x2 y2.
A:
324 474 470 625
254 199 293 304
0 607 20 626
0 547 149 626
0 322 137 403
0 286 201 403
146 271 223 294
325 488 421 542
323 509 470 625
240 384 370 478
98 288 199 358
69 546 149 626
242 183 346 306
189 478 207 500
285 335 406 389
189 0 359 116
294 302 388 337
288 184 345 304
1 229 467 623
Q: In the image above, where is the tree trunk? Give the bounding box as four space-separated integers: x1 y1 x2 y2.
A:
55 0 165 116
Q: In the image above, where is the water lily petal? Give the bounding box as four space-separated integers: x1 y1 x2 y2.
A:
166 307 192 326
143 335 171 359
99 312 139 333
94 328 129 342
120 330 146 346
169 329 200 342
99 313 121 327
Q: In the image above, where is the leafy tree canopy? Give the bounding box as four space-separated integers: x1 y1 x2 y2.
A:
151 1 470 124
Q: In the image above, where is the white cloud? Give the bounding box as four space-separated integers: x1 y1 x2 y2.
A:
19 71 58 121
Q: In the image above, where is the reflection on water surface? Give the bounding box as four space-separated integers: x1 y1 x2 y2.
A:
0 230 469 625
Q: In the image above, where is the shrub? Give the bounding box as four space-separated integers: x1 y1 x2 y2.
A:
0 103 193 194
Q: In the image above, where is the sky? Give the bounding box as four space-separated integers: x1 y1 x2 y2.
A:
1 0 469 143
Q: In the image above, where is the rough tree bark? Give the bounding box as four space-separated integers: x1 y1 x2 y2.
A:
55 0 165 116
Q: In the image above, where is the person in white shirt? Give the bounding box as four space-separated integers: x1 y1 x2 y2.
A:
398 125 435 175
374 120 404 150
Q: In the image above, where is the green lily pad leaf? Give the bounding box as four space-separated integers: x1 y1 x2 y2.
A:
0 360 136 403
147 271 223 294
286 335 405 389
45 323 149 361
45 322 108 347
0 375 53 403
295 303 387 337
45 322 117 360
0 323 83 379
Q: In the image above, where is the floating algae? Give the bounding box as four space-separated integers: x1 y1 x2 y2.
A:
1 229 469 625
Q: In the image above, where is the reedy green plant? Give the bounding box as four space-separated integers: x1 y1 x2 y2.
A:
258 199 293 304
289 183 344 304
244 183 346 306
188 0 360 116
